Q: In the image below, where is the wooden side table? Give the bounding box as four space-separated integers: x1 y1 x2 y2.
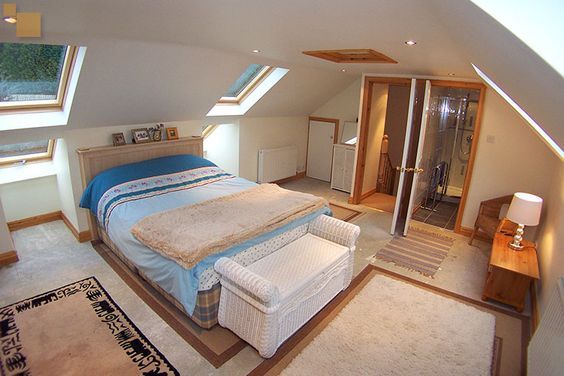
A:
482 233 539 312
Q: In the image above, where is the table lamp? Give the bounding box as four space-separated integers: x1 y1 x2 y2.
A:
505 192 543 250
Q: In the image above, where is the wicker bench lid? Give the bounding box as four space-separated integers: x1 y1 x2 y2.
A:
247 233 348 300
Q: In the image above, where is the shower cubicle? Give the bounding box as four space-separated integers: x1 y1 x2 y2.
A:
416 86 480 228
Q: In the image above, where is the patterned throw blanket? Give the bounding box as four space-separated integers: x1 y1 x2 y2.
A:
131 184 327 269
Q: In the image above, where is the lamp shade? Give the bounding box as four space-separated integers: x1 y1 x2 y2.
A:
506 192 543 226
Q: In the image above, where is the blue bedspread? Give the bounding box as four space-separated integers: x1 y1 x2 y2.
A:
80 155 329 315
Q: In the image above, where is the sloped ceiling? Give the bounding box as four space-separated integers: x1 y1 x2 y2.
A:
0 0 562 146
429 0 564 151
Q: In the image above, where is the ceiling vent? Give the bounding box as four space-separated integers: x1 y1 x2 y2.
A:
303 49 397 64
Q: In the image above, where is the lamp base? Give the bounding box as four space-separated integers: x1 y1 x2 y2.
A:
508 223 525 251
508 240 525 251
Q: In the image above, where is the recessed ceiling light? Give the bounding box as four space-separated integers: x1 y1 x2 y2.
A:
405 40 417 46
341 68 347 72
252 49 261 53
3 16 17 24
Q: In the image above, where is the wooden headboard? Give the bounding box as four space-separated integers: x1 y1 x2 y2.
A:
76 136 203 240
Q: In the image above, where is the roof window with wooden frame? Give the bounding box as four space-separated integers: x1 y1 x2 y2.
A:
218 64 274 105
0 140 55 166
0 43 77 112
207 64 288 117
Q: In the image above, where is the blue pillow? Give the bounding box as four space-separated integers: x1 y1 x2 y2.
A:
80 154 216 214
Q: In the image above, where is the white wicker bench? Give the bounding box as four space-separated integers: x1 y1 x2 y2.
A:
214 215 360 358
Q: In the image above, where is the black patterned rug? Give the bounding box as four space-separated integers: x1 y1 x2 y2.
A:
0 276 178 376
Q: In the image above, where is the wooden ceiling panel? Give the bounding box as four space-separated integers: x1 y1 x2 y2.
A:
302 49 397 64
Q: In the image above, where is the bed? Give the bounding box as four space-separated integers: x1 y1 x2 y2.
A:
76 137 329 328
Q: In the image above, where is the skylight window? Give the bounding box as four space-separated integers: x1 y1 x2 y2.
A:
472 64 563 161
0 140 55 166
219 64 274 104
208 64 289 117
0 43 76 111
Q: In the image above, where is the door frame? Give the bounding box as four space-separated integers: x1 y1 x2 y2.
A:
429 80 486 234
306 116 339 181
350 76 411 204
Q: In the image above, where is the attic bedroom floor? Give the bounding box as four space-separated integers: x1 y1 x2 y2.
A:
0 179 529 374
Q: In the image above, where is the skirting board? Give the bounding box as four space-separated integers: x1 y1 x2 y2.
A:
272 171 306 185
359 188 377 201
7 210 91 243
0 250 18 266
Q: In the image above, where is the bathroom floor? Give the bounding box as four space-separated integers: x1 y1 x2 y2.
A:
413 200 459 230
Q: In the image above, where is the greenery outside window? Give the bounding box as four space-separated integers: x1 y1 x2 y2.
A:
0 140 55 166
0 43 77 111
219 64 273 105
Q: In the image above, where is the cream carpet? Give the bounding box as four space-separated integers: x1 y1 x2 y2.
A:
281 274 496 376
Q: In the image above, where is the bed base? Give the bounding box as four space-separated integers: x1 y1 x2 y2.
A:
99 227 220 329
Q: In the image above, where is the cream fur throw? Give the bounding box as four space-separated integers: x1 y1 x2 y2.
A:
131 184 327 269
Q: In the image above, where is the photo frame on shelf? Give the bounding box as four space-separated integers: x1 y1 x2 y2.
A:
166 127 179 140
112 132 126 146
131 128 151 144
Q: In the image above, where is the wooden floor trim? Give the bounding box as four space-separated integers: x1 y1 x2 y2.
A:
272 171 306 185
359 188 377 201
7 211 62 231
8 210 91 243
61 211 92 243
0 250 19 266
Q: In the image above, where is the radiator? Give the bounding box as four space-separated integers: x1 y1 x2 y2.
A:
258 145 297 183
528 277 564 376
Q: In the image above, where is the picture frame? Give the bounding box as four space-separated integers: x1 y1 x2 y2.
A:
112 132 126 146
131 128 151 144
166 127 179 140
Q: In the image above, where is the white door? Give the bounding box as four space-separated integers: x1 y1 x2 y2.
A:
307 120 335 181
390 79 417 235
403 80 432 236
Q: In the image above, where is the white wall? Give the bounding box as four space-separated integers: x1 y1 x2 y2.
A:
203 123 240 175
0 176 61 222
53 139 80 229
0 198 15 253
238 116 309 182
535 162 563 316
312 78 362 142
362 84 388 195
461 90 558 236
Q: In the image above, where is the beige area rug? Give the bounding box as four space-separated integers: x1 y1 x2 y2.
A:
281 274 496 375
328 203 362 222
252 265 527 376
92 242 245 368
0 277 178 376
372 226 455 277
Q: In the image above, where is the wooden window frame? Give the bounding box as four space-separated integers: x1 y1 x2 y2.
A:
218 66 274 105
0 139 56 166
0 46 77 112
